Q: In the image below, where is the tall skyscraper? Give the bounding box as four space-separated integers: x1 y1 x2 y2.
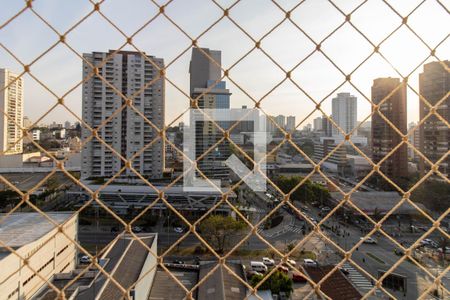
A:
371 78 408 179
286 115 296 131
0 68 23 155
419 60 449 177
81 51 164 179
331 92 357 136
189 48 231 181
190 48 221 95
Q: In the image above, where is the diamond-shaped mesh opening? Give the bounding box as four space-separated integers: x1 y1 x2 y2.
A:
1 0 449 299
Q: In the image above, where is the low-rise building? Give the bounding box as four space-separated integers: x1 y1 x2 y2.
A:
0 212 78 300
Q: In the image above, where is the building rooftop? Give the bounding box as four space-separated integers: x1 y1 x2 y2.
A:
79 183 235 197
304 265 362 300
0 212 74 248
148 265 199 300
197 261 246 300
78 233 156 300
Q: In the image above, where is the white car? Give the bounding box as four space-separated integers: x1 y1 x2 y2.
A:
174 227 184 233
79 255 91 264
262 257 275 266
303 258 317 267
361 237 377 244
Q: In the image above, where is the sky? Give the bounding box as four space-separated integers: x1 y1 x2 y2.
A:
0 0 449 130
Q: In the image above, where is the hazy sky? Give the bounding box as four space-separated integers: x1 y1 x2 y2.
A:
1 0 448 130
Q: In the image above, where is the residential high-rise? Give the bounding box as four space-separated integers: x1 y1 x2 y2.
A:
286 115 296 131
0 68 23 155
331 92 357 136
371 78 408 179
274 115 286 129
81 51 164 179
189 48 231 181
419 60 449 177
408 122 420 161
313 117 323 131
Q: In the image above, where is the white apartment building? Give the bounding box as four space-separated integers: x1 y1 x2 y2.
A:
331 92 357 136
81 51 164 179
0 68 24 155
0 212 78 300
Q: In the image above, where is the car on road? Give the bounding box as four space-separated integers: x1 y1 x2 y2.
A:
174 227 184 233
292 271 307 283
309 217 317 225
262 257 275 266
79 255 91 264
172 260 185 265
360 237 377 244
321 206 331 213
420 239 438 248
303 259 318 267
132 226 143 233
300 205 310 212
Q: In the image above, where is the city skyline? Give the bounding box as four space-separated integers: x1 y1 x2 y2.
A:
1 1 448 128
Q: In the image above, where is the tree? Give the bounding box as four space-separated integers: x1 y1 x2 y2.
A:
198 215 246 254
249 271 293 297
411 180 450 213
275 175 330 203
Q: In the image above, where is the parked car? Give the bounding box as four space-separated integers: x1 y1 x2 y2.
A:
246 270 263 278
110 226 119 232
394 248 404 256
303 259 317 267
262 257 275 266
321 206 331 213
311 201 320 207
79 255 91 264
251 261 268 273
361 237 377 244
174 227 184 233
292 271 307 283
284 259 296 267
278 265 289 274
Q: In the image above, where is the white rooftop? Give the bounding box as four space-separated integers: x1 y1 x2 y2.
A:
0 212 74 248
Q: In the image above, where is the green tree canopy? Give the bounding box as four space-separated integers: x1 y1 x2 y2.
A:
198 215 246 254
250 271 293 296
275 175 330 204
